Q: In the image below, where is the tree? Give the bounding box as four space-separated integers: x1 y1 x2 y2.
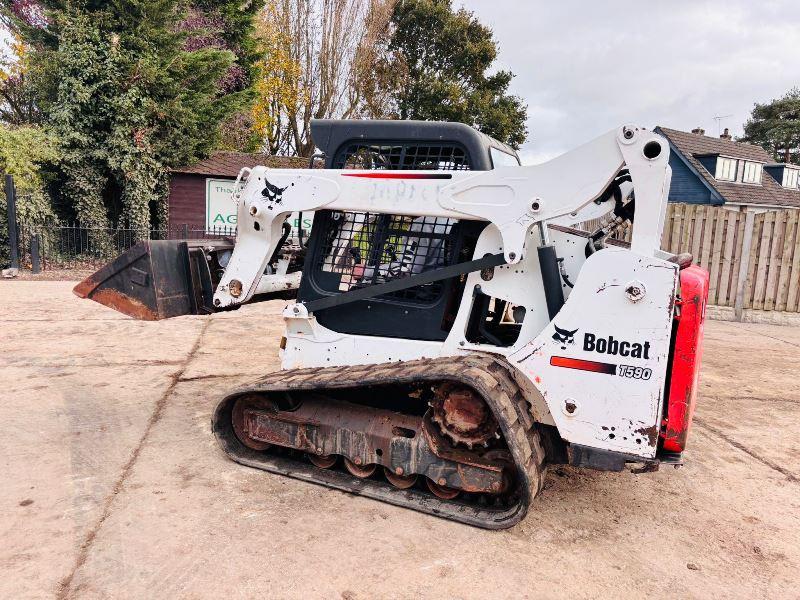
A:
0 123 57 263
0 0 262 230
184 1 265 152
0 34 41 124
389 0 527 149
742 88 800 165
350 0 404 120
252 0 399 156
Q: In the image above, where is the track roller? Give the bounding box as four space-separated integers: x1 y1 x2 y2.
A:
345 459 377 478
309 454 337 469
426 478 460 500
384 467 418 489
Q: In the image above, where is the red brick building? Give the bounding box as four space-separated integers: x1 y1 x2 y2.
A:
169 152 307 230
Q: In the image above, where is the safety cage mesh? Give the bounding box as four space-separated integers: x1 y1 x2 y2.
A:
316 213 456 303
306 141 474 305
334 143 472 171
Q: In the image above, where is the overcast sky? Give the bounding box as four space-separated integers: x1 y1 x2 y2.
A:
3 1 798 166
458 0 800 164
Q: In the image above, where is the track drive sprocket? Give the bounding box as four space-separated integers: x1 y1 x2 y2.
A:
430 381 500 448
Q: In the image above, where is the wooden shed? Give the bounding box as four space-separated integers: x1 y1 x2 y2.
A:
168 152 307 231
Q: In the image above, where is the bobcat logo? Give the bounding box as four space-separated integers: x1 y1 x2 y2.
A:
261 180 289 205
552 324 578 350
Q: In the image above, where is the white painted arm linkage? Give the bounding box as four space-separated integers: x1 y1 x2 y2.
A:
213 125 670 308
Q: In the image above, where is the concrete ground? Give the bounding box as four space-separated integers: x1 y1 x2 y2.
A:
1 281 799 600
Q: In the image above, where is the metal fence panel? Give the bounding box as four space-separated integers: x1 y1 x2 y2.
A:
15 222 236 270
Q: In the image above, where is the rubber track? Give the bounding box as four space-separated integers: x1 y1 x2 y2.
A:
212 354 546 529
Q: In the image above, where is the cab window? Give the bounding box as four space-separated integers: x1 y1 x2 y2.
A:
490 147 521 168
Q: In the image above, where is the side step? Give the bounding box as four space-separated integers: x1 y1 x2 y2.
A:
212 355 547 530
74 240 231 320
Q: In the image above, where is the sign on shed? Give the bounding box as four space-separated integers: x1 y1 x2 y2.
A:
206 178 237 233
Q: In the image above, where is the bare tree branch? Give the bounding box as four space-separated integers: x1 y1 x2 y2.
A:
253 0 398 157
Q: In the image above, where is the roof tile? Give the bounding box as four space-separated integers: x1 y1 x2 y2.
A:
172 152 308 178
657 127 800 208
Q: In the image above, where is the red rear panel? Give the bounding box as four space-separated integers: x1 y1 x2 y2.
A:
662 265 709 453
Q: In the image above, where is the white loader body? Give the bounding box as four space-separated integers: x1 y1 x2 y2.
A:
217 125 680 459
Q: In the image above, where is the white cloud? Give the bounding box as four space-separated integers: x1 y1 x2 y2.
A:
458 0 800 161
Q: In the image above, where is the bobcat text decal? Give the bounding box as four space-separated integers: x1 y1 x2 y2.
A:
583 333 651 359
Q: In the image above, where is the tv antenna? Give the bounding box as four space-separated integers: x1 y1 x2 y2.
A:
713 114 733 136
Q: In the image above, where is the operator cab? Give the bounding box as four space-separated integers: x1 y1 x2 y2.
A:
298 119 521 342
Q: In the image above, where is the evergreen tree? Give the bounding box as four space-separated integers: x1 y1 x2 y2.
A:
389 0 527 148
1 0 262 230
742 88 800 165
184 0 264 151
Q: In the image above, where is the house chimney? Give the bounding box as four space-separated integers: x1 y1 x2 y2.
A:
720 128 732 140
691 127 706 136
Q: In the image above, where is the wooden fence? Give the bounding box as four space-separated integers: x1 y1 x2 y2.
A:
580 204 800 316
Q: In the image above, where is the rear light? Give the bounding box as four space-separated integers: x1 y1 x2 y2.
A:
662 265 709 453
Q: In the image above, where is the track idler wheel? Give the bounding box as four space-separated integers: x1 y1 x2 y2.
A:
231 396 272 451
426 478 460 500
384 467 418 489
308 454 337 469
344 459 377 478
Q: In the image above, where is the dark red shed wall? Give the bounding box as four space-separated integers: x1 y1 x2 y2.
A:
168 174 234 230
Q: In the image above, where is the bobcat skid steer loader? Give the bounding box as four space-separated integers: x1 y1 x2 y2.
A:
75 122 708 529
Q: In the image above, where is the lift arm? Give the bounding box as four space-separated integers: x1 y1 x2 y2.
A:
214 125 671 309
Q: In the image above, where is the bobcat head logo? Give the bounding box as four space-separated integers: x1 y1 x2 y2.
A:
552 324 578 350
262 179 289 206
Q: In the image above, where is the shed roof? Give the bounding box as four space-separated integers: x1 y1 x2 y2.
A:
656 127 800 208
172 152 308 178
